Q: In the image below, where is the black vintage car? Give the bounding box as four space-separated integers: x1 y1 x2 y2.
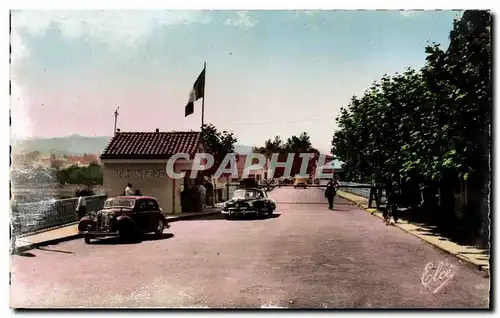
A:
221 188 276 219
78 196 170 244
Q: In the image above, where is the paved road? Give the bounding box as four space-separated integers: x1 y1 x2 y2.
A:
10 188 489 308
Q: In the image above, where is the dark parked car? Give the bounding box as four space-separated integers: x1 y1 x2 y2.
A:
78 196 170 244
221 188 276 219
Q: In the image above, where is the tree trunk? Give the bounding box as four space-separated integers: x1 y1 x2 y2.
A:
478 126 491 248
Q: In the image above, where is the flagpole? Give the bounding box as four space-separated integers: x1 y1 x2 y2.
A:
201 62 206 129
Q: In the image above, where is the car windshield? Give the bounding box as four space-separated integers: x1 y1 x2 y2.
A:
103 198 135 208
233 189 260 199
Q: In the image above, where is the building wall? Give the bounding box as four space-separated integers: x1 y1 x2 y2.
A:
102 161 186 214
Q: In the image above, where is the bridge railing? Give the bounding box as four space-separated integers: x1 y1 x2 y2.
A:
221 180 387 208
267 180 387 207
11 195 107 236
337 182 385 200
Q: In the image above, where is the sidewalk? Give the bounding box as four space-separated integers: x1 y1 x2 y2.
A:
13 208 220 253
337 190 490 274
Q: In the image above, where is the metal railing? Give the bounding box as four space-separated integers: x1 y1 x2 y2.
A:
267 180 387 207
12 195 107 235
221 180 386 204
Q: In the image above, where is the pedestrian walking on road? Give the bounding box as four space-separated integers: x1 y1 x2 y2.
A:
384 182 400 225
325 180 335 210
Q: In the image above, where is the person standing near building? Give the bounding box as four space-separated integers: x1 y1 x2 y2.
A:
76 195 87 219
125 183 134 196
199 183 207 210
204 178 214 207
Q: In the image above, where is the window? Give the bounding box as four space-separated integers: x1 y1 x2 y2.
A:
104 198 135 208
136 200 147 211
233 189 258 199
146 199 159 211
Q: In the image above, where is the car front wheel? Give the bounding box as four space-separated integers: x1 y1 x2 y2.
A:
84 235 91 244
155 219 164 238
255 207 263 218
268 206 274 216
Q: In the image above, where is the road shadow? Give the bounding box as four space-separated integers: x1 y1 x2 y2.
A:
226 213 281 221
182 213 226 221
331 203 359 212
16 251 36 257
388 207 491 250
36 247 74 254
89 233 175 245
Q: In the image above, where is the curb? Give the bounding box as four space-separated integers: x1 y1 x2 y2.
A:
14 234 83 254
167 210 220 222
17 221 79 239
337 191 490 275
12 210 221 254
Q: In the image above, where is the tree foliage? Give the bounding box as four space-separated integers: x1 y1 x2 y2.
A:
201 123 238 175
254 132 319 177
252 135 285 158
254 132 319 155
56 161 103 186
331 10 491 189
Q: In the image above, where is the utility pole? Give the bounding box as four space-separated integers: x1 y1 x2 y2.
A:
114 107 119 134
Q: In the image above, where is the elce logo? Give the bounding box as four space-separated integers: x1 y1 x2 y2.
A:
421 261 456 293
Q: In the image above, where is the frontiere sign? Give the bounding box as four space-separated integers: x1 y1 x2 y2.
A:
117 169 167 179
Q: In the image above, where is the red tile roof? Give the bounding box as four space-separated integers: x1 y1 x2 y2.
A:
100 131 201 159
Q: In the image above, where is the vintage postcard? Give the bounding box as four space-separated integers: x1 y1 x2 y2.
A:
9 7 491 309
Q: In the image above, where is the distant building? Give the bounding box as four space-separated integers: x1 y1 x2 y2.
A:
315 156 345 181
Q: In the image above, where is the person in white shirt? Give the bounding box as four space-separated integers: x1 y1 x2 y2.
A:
76 196 87 218
125 183 134 196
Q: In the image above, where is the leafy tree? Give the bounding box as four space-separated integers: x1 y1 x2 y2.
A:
253 135 285 157
201 123 238 177
253 135 286 175
255 132 319 178
330 10 491 242
284 132 317 154
56 163 103 187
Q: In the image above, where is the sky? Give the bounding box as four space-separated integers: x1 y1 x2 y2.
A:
10 10 463 154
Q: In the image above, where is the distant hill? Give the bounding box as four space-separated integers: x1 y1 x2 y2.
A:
11 134 256 156
11 134 112 156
